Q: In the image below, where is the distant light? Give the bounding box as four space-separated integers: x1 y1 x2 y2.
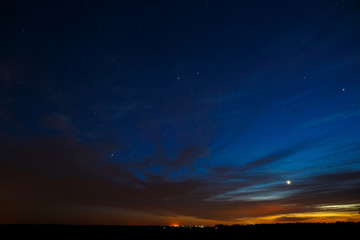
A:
170 224 179 227
286 180 291 185
342 88 346 92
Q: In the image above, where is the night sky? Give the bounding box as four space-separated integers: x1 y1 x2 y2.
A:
1 0 360 225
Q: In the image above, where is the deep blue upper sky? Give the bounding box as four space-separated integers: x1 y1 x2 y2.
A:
1 0 360 224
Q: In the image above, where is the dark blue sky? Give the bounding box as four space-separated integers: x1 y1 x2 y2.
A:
1 0 360 225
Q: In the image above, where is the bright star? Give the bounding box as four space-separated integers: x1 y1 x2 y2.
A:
286 180 291 185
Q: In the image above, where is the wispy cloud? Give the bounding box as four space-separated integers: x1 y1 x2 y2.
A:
298 109 360 130
1 134 359 224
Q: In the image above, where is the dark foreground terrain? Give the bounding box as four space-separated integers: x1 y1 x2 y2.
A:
1 222 358 237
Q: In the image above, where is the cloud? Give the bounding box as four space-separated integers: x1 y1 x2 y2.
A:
213 138 321 177
132 134 210 181
298 109 360 130
0 137 136 206
0 136 298 223
1 135 360 224
274 216 314 222
0 137 222 223
170 146 209 167
261 169 360 216
239 147 300 172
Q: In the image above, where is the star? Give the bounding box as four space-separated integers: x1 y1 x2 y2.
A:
286 180 291 185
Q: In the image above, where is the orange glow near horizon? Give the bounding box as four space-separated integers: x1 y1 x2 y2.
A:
1 204 359 226
163 208 360 226
236 211 360 225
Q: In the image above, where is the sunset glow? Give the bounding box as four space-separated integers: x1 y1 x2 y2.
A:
1 0 360 226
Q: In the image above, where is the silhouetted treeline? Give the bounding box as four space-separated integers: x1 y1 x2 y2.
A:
0 222 358 236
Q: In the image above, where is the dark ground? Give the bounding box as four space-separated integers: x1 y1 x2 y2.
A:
1 222 358 237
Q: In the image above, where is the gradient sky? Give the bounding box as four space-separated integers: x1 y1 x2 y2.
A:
1 0 360 225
